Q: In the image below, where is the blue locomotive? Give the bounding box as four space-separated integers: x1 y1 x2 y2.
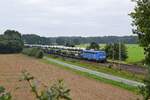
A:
80 50 107 62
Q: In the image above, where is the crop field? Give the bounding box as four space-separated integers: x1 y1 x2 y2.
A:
0 54 141 100
76 44 145 63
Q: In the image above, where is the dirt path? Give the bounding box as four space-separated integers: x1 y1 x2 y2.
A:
0 54 141 100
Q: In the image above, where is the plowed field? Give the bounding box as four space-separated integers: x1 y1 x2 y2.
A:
0 54 141 100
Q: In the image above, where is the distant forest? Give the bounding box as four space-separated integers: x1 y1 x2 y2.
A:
23 34 138 45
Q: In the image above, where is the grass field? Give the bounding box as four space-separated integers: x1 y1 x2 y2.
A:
126 44 145 63
76 44 145 63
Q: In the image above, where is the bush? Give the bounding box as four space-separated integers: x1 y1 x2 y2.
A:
35 50 44 58
21 71 72 100
0 86 11 100
22 47 44 59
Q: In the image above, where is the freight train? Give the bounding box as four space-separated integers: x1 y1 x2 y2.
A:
24 44 107 62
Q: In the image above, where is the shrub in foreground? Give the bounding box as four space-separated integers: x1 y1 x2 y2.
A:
0 86 11 100
0 70 71 100
21 71 71 100
22 48 44 58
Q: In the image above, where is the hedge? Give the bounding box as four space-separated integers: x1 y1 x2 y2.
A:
22 47 44 58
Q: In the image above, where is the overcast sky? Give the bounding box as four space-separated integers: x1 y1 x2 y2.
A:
0 0 135 37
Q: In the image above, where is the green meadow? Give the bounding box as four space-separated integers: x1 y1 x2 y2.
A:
126 44 145 63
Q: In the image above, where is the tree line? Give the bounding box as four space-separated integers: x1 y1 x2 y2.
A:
0 30 128 61
23 34 138 45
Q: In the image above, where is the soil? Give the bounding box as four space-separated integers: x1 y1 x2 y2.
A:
0 54 141 100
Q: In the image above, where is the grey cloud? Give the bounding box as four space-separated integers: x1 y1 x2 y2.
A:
0 0 135 37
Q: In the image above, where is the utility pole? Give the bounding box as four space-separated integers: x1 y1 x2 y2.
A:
119 41 121 70
112 43 115 62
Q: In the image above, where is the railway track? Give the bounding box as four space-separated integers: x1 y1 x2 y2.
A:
100 62 147 75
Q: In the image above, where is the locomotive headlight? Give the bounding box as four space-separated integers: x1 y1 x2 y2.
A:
102 56 106 58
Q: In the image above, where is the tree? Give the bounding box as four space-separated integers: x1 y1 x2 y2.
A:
105 44 113 59
130 0 150 65
4 30 22 40
86 42 100 50
0 30 24 53
130 0 150 99
105 43 128 61
23 34 53 45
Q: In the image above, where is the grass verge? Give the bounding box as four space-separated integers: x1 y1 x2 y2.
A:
46 55 144 82
41 57 139 93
